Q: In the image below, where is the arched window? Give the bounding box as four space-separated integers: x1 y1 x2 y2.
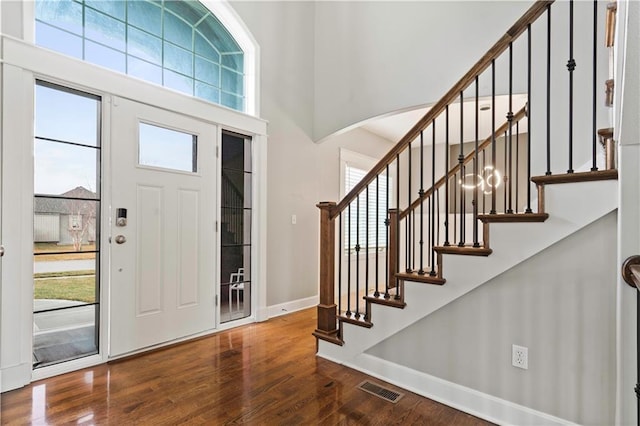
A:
35 0 246 112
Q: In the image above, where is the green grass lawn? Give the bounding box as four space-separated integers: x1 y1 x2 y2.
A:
34 271 96 303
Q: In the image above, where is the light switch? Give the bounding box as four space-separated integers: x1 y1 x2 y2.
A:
291 214 297 225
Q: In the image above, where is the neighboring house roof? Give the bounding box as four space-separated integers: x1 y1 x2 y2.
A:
34 186 97 214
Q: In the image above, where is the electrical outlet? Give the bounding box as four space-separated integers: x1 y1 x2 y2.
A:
512 344 528 369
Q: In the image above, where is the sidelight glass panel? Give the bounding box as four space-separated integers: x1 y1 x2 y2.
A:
221 132 251 323
138 123 197 172
35 84 100 147
34 198 99 253
33 81 101 369
220 208 251 246
33 309 98 368
34 141 98 197
36 0 246 111
34 254 97 305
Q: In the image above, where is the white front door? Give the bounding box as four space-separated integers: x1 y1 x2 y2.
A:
110 97 217 357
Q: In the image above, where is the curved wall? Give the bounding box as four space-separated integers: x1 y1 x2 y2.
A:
313 1 532 141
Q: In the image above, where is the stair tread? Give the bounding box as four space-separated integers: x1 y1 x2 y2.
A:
477 213 549 223
434 245 492 256
531 169 618 185
364 293 407 307
339 312 373 328
395 271 446 285
312 330 343 346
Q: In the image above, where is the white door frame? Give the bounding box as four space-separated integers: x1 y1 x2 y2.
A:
615 1 639 424
0 36 268 390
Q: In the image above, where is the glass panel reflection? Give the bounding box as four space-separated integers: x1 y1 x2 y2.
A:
195 81 220 104
35 84 100 147
33 309 98 368
34 140 98 196
36 0 83 35
221 132 252 323
127 0 162 36
85 8 126 51
36 22 83 59
34 198 99 252
139 122 197 172
33 81 101 369
35 0 246 111
220 208 251 246
34 254 97 306
85 40 126 73
164 11 192 50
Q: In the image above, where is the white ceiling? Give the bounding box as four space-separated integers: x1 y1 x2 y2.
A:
361 94 528 146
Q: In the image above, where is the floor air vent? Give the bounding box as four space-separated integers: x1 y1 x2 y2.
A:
357 380 404 403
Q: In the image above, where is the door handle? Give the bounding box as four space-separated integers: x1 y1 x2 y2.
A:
0 246 4 257
622 255 640 290
115 235 127 244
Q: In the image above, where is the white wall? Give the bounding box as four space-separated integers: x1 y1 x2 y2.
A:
367 212 618 425
313 1 532 141
231 2 396 307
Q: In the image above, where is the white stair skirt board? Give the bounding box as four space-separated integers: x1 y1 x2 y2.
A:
267 295 318 319
348 353 579 426
318 179 618 363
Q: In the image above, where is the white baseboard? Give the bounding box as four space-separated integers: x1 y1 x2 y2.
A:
346 354 577 426
1 362 31 392
267 295 318 319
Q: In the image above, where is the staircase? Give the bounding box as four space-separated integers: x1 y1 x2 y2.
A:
313 1 618 420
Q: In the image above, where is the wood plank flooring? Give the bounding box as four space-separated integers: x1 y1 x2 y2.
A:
1 308 492 425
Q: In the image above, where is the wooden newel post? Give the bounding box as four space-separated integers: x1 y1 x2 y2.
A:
388 208 399 289
313 202 342 346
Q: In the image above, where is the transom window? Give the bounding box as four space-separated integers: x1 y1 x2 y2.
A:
35 0 245 111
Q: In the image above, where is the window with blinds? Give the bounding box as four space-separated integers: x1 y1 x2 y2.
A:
344 164 389 250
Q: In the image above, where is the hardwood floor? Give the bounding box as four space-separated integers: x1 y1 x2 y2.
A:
1 308 492 425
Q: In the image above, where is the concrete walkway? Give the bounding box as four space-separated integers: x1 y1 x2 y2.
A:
33 299 95 333
34 259 95 274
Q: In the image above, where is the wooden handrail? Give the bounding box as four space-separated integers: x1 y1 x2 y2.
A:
330 0 554 221
399 106 527 220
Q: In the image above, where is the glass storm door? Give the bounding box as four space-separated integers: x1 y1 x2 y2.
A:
110 97 217 357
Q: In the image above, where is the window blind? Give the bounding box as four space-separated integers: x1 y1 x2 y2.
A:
344 164 388 250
